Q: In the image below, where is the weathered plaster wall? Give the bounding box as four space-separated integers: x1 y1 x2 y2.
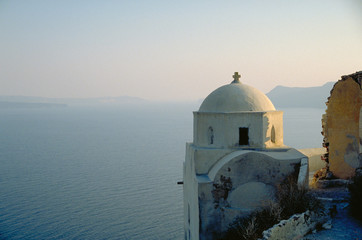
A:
183 143 200 240
196 149 306 239
322 72 362 179
184 143 308 240
263 111 284 148
192 147 233 175
298 148 326 172
194 112 263 148
193 111 284 149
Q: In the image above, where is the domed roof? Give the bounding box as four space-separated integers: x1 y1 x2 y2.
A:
199 73 276 112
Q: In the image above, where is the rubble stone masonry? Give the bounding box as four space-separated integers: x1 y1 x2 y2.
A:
322 71 362 179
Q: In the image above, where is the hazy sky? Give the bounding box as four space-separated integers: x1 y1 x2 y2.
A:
0 0 361 101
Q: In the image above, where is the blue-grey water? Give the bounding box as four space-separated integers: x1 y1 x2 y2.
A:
0 104 324 240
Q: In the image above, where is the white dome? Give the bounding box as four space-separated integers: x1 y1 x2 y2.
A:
199 80 275 113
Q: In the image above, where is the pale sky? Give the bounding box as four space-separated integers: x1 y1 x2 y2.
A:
0 0 361 101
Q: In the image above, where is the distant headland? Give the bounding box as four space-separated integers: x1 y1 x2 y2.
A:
266 82 335 108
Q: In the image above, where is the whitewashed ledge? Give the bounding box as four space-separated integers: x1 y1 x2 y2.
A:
259 210 328 240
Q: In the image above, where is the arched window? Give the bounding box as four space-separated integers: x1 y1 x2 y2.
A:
271 126 276 143
188 203 190 224
208 127 214 145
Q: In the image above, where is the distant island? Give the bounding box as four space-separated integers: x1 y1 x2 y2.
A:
0 96 146 108
266 82 335 108
0 101 67 109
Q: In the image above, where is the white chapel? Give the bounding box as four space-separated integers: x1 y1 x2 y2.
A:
183 72 308 240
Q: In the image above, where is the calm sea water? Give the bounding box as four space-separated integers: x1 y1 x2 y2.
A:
0 104 324 240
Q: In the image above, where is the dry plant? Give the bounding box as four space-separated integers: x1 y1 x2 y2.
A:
348 168 362 221
218 175 322 240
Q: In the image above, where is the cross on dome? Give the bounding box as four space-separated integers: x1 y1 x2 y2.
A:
232 72 241 83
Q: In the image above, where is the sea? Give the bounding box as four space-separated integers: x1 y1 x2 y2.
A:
0 103 325 240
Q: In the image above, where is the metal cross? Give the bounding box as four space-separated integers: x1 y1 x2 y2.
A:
232 72 241 83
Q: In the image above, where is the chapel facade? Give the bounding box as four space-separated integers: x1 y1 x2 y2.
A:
183 73 308 240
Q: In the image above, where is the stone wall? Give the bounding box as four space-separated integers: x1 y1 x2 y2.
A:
261 210 327 240
321 71 362 179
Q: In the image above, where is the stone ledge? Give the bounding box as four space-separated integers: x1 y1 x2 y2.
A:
314 179 350 189
260 210 328 240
